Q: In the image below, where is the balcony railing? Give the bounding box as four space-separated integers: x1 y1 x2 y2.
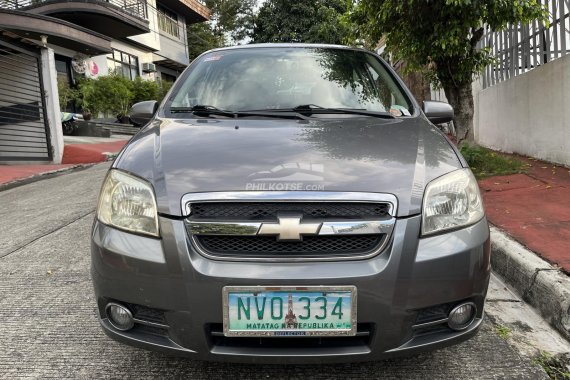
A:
0 0 148 20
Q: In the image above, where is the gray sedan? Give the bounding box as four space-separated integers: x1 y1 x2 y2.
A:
91 44 490 363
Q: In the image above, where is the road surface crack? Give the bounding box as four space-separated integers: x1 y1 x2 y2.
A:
0 210 95 260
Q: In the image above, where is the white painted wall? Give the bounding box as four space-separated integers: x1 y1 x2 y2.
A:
128 0 161 51
475 53 570 166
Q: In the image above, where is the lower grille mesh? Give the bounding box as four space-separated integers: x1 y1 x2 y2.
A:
195 235 383 256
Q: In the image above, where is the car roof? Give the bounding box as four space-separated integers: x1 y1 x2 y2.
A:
207 43 371 54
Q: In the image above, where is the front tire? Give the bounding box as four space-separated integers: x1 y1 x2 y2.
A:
62 121 75 135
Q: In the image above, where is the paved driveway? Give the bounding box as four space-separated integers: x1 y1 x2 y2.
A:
0 164 546 379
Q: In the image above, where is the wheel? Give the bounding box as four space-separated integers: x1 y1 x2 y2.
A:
62 121 75 135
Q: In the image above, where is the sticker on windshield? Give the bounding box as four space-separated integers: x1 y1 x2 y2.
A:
204 54 223 62
391 105 411 116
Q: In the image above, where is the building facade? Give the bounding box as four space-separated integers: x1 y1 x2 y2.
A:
0 0 209 163
35 0 210 90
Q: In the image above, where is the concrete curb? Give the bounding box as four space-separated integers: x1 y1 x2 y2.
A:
0 165 87 192
490 226 570 341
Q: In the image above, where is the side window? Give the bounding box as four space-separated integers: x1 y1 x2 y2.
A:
366 63 392 108
365 57 412 114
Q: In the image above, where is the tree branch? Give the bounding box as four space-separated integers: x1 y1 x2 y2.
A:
470 27 484 49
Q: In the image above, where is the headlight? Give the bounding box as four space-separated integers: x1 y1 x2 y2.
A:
421 169 484 236
97 169 159 237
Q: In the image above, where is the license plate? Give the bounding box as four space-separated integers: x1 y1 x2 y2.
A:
222 286 357 337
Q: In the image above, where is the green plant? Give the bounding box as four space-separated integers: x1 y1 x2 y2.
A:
533 351 570 379
252 0 352 44
74 73 174 119
460 144 526 179
75 73 133 117
94 72 133 117
131 76 161 105
495 325 511 339
158 80 173 102
57 77 77 110
74 77 97 114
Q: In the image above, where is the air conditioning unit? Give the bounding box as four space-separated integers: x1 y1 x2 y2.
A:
142 63 157 73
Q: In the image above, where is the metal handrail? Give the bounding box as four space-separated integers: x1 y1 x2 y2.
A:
0 0 148 20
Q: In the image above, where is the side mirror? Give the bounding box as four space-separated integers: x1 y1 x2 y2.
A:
129 100 158 127
423 101 454 124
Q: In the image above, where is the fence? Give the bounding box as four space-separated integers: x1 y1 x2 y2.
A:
479 0 570 88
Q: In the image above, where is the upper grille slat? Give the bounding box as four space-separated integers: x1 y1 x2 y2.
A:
190 202 390 220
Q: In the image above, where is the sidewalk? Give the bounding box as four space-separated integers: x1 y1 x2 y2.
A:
479 156 570 273
0 135 129 187
62 136 130 164
479 155 570 341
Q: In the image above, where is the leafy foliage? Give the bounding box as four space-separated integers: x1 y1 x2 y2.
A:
187 0 258 61
91 73 133 116
187 22 224 61
353 0 547 89
74 74 172 118
57 78 77 111
131 76 161 105
495 325 511 339
351 0 548 142
460 144 526 179
533 351 570 379
207 0 257 44
252 0 353 44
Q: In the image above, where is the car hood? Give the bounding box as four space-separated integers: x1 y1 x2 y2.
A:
113 116 463 217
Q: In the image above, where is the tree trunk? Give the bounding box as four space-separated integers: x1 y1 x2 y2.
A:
393 61 431 104
443 82 474 144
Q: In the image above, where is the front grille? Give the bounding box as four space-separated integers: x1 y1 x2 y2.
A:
186 197 395 260
189 202 390 220
195 235 383 257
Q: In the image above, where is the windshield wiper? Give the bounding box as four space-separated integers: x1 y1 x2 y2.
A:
170 105 237 118
170 105 310 120
291 104 395 119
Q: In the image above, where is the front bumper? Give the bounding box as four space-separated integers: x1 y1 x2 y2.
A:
91 215 491 363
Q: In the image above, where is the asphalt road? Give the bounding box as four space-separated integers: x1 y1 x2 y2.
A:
0 163 547 379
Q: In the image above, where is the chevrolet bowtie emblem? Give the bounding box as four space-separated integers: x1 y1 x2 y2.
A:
258 215 322 241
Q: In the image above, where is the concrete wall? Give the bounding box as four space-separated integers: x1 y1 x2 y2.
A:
157 25 189 66
41 48 64 164
475 53 570 166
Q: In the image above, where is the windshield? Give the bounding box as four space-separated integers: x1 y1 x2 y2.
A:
170 47 413 115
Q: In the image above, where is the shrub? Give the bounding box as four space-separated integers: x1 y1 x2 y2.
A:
94 73 133 117
57 78 77 110
460 144 526 179
75 77 97 115
159 81 174 102
131 76 161 105
74 73 174 119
